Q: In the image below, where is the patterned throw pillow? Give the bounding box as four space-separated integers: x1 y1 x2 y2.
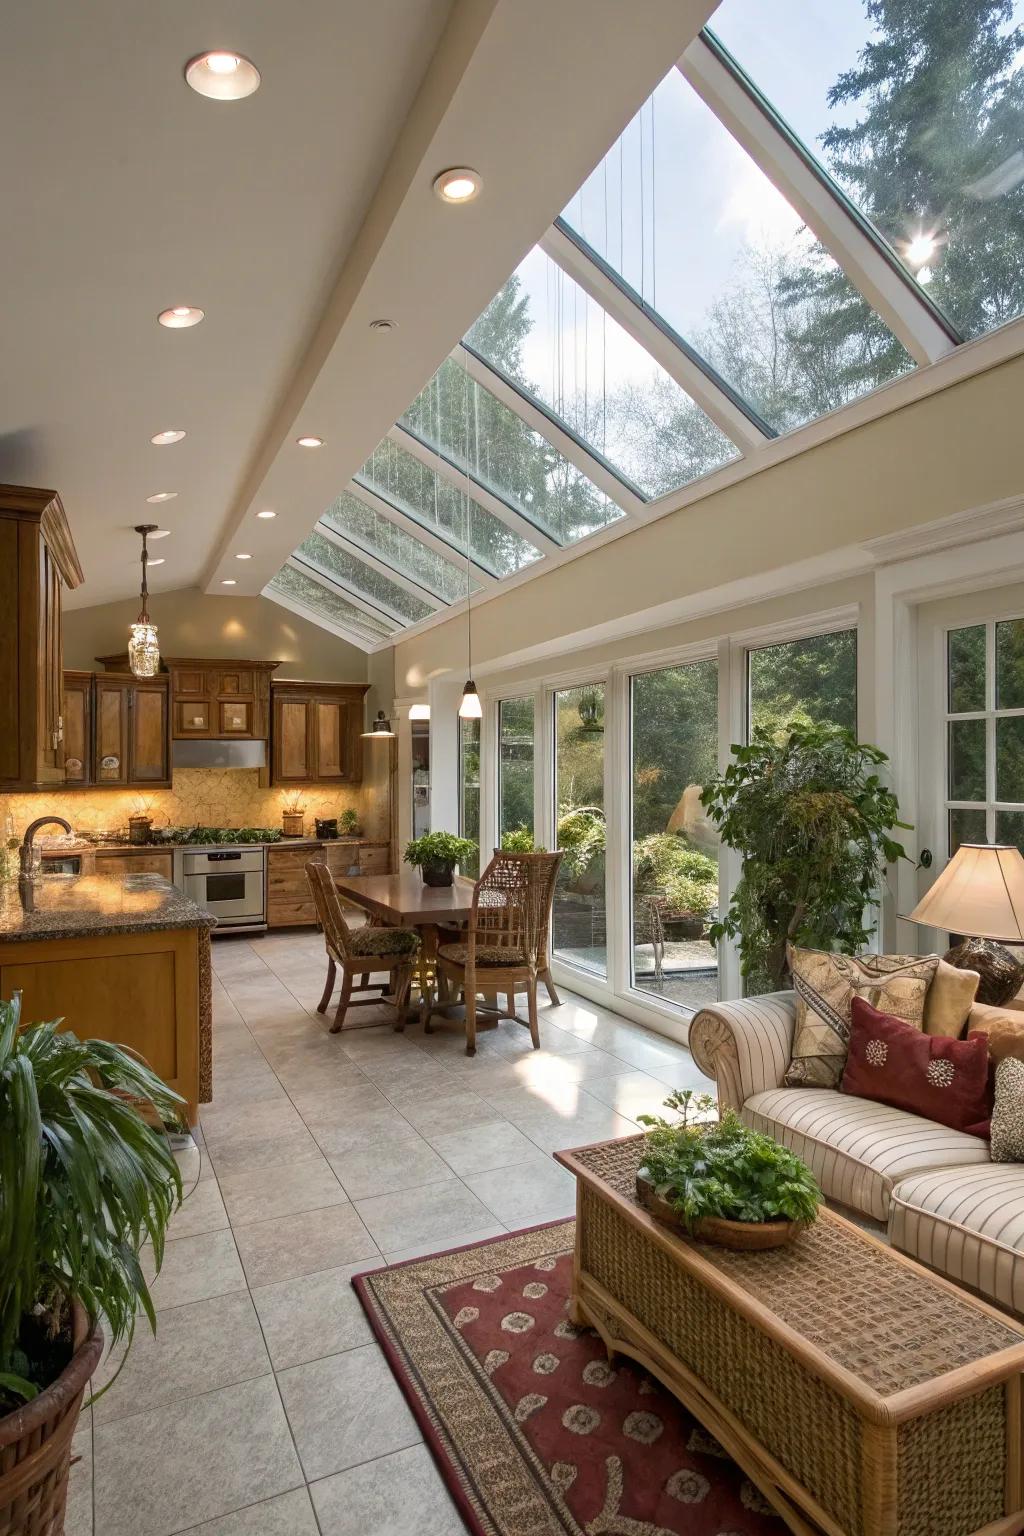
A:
785 946 939 1088
990 1056 1024 1162
842 997 992 1135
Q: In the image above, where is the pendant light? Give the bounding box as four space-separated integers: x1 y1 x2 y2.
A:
360 710 395 738
457 383 481 720
128 524 160 677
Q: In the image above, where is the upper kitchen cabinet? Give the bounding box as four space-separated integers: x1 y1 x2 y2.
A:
271 681 369 785
167 659 278 740
0 485 84 791
63 672 170 787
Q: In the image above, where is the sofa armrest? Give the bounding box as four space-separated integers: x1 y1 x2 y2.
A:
689 994 797 1112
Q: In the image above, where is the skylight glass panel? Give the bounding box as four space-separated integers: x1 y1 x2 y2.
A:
562 66 915 434
356 437 540 578
322 491 480 604
296 530 432 625
465 246 738 498
400 357 627 546
267 563 396 642
708 0 1024 341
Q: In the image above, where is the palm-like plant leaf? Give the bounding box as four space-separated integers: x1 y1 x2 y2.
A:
0 996 184 1397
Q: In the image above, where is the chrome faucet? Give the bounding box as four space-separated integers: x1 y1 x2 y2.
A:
19 816 73 876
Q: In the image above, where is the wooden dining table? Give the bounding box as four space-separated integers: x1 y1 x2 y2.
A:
333 870 477 1024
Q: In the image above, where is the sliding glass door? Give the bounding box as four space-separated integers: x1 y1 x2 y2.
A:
630 660 720 1009
498 697 535 845
552 684 607 975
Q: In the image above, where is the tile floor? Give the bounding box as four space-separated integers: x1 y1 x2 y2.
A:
68 928 713 1536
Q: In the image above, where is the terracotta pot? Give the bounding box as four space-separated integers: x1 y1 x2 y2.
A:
0 1300 104 1535
635 1170 802 1251
421 862 454 888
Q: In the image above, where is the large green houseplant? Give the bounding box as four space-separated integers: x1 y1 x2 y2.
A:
0 995 183 1526
701 723 909 991
404 831 477 887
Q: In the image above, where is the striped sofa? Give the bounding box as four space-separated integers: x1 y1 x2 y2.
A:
689 992 1024 1316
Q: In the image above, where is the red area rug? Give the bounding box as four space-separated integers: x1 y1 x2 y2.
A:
354 1220 780 1535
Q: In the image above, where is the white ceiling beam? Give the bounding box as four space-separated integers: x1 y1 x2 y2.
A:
454 343 647 518
346 478 499 585
286 555 404 633
315 519 445 609
387 424 562 556
539 224 768 456
679 36 958 368
261 584 377 654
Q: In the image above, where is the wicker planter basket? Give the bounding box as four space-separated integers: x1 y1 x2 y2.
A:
635 1169 802 1251
0 1301 103 1535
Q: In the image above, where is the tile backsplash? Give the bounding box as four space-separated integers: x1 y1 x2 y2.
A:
1 767 389 841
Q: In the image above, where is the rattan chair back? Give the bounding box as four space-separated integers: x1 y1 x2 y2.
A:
305 859 357 962
469 850 562 967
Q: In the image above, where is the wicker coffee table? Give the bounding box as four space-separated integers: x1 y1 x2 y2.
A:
555 1135 1024 1536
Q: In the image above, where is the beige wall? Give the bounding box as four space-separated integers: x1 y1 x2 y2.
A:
63 586 370 682
395 351 1024 693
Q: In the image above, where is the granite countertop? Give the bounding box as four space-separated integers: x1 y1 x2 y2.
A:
0 874 218 943
39 836 389 855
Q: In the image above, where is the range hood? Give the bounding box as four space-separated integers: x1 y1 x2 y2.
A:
172 740 267 770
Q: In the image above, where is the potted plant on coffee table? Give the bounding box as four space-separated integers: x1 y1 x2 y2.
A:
404 831 478 887
636 1089 822 1251
0 994 184 1531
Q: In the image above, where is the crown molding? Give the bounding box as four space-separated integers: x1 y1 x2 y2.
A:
863 494 1024 566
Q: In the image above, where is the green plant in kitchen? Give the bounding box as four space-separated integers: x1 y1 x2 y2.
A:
701 723 909 992
0 993 184 1416
404 831 477 888
637 1089 822 1235
338 809 360 836
500 827 546 853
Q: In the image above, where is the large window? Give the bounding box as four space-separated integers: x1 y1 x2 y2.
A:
498 697 535 844
553 685 607 975
946 618 1024 856
709 0 1024 343
748 629 857 736
630 661 720 1010
458 717 481 879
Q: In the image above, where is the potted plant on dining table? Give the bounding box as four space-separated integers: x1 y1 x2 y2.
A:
0 994 183 1532
404 831 478 888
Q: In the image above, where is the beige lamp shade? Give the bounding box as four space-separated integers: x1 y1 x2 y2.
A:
905 844 1024 942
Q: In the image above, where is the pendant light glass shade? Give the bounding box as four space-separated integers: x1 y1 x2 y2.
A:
129 524 160 678
458 681 482 719
128 621 161 677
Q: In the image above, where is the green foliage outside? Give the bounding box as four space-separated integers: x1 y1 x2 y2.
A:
500 828 546 852
637 1089 822 1230
0 996 183 1406
632 834 718 919
404 831 478 871
702 723 909 992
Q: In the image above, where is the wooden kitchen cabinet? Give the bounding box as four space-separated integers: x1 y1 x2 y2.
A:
94 849 174 879
0 485 83 791
266 845 319 927
166 658 278 740
62 671 93 785
271 681 369 786
82 673 171 788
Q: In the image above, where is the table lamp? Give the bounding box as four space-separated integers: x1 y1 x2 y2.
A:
904 843 1024 1005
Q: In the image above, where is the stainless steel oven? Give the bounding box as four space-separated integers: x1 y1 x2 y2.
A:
174 846 266 932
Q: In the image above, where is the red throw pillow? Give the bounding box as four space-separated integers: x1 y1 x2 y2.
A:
842 996 993 1136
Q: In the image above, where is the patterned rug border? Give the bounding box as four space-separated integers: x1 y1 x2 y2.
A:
352 1220 578 1536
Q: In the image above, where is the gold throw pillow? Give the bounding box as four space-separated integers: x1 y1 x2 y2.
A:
923 959 980 1038
785 946 939 1088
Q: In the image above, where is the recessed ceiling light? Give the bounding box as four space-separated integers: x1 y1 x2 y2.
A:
235 552 252 560
369 318 396 333
151 429 186 445
146 491 178 503
433 168 482 204
296 435 324 448
147 557 166 566
185 51 261 101
220 578 237 586
158 306 204 329
256 509 277 519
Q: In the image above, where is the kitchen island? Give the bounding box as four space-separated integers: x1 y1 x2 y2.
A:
0 872 215 1124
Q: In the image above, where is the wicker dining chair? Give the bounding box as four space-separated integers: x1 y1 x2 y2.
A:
434 850 562 1055
305 861 420 1033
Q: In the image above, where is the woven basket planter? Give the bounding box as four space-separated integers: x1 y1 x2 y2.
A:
635 1170 802 1251
0 1301 103 1535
